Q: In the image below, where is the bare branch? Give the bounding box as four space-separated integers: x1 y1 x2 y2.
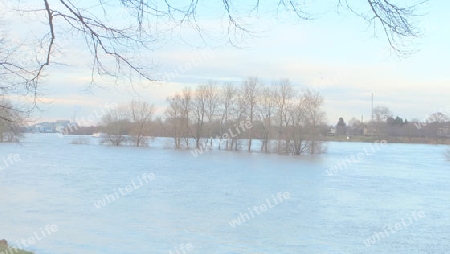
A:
29 0 55 87
366 0 425 55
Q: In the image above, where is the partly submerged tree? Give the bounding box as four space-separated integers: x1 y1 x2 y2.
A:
301 89 326 154
218 83 236 150
129 100 155 147
165 81 327 155
242 77 260 152
101 105 131 146
274 79 294 154
192 85 207 149
165 94 184 149
258 85 276 153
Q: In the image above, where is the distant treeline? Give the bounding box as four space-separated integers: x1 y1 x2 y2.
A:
67 78 326 155
62 78 450 151
69 117 450 145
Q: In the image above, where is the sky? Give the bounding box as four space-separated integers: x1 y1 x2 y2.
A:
2 0 449 126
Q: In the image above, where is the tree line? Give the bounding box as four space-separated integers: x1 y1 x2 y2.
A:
334 106 450 142
101 77 326 155
97 80 450 152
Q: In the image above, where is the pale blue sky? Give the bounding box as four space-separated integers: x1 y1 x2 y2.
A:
3 0 449 125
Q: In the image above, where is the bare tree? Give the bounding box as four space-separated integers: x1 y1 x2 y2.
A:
371 105 393 136
204 81 219 146
231 89 248 151
426 112 449 140
301 89 326 154
357 0 424 55
0 98 25 142
101 105 130 146
193 85 207 149
428 112 450 123
373 106 393 122
129 100 155 147
165 94 183 148
290 94 309 155
180 87 193 148
218 83 236 150
274 79 294 154
258 85 276 153
242 77 260 152
0 34 39 101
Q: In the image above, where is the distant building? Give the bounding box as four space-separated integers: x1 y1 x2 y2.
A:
34 122 56 133
438 126 450 137
327 127 337 136
30 120 77 134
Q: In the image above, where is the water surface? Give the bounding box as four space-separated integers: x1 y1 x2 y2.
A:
0 134 449 253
